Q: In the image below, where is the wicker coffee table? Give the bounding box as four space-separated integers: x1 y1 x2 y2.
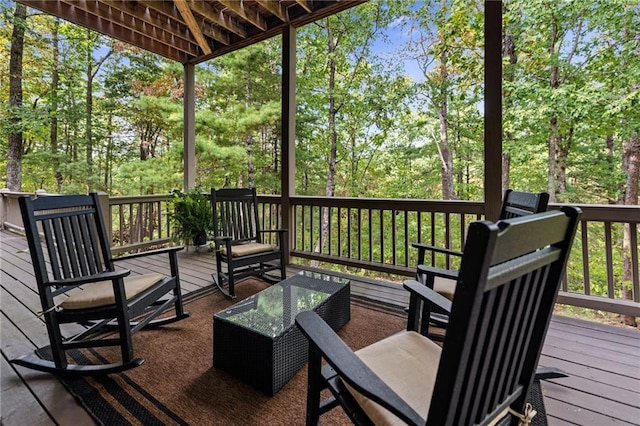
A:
213 271 350 395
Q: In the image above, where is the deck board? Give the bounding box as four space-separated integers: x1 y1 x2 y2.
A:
1 229 639 426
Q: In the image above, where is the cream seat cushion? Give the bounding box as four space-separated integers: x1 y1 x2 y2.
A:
60 272 164 310
345 330 442 425
433 276 456 300
221 242 275 257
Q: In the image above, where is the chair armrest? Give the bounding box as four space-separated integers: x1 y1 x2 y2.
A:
47 269 131 288
213 236 232 245
258 229 287 234
416 265 459 283
113 245 184 262
403 280 452 314
412 242 463 258
295 311 424 426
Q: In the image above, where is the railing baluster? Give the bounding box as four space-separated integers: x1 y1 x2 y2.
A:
404 210 409 267
358 208 362 260
580 221 589 295
631 223 639 302
430 212 436 267
604 222 614 299
445 213 451 269
368 209 373 262
347 208 351 259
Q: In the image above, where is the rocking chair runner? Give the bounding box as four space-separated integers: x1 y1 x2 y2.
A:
11 193 190 376
211 188 287 298
296 207 581 426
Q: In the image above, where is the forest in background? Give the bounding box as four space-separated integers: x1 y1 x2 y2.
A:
1 0 639 324
1 0 637 207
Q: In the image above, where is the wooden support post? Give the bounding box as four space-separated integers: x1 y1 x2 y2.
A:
484 0 503 221
281 25 296 265
184 63 196 190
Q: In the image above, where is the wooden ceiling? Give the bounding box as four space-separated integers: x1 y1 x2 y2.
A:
18 0 365 64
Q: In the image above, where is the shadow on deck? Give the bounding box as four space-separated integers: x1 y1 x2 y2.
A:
1 230 639 425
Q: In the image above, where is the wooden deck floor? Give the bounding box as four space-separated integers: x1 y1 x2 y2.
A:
1 229 639 425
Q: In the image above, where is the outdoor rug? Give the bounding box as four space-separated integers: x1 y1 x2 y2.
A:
46 278 548 425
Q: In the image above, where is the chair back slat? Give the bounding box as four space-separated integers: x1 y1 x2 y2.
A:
499 189 549 220
212 188 261 243
428 207 580 426
20 194 112 287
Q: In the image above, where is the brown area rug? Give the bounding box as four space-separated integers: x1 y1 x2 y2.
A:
54 278 408 425
50 278 547 425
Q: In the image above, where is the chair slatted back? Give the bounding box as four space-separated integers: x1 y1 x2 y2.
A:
428 207 579 426
499 189 550 219
19 194 112 298
211 188 261 244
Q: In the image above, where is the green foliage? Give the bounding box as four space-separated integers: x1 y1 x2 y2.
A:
167 188 213 245
3 0 637 205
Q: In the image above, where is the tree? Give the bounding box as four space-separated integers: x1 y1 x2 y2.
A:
6 3 26 190
197 41 282 192
297 1 409 262
405 0 484 200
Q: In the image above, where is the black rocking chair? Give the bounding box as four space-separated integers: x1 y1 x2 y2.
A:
413 189 549 327
11 193 190 376
210 187 287 298
296 206 581 426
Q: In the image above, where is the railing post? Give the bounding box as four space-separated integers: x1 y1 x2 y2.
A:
0 188 8 230
97 192 111 244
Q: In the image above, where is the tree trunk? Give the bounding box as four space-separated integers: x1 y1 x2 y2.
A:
501 153 511 194
548 117 558 202
86 32 94 185
621 133 639 327
50 19 63 192
245 69 255 188
438 42 454 200
502 7 517 192
7 4 27 191
547 18 560 203
313 25 338 264
555 126 573 201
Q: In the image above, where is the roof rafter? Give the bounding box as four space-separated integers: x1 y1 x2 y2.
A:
174 0 212 54
219 0 267 31
256 0 287 22
16 0 365 64
294 0 313 13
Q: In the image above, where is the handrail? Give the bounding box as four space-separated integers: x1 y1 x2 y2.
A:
2 190 638 316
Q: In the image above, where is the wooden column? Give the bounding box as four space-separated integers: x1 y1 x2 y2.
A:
183 63 196 190
281 25 296 265
484 0 503 221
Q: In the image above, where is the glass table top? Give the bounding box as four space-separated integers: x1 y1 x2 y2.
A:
214 271 349 338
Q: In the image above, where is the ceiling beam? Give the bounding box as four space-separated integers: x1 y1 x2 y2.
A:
137 1 226 47
256 0 287 22
294 0 313 13
67 0 200 56
219 0 267 31
174 0 212 55
102 1 195 46
21 0 189 62
187 1 246 40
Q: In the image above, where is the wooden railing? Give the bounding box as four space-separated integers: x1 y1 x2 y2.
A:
2 190 638 316
105 194 173 255
260 195 640 317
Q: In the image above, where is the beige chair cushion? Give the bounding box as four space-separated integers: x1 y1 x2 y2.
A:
433 276 456 300
60 273 164 310
345 330 441 425
221 242 275 257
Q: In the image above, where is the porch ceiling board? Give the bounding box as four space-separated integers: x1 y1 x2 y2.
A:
17 0 366 64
